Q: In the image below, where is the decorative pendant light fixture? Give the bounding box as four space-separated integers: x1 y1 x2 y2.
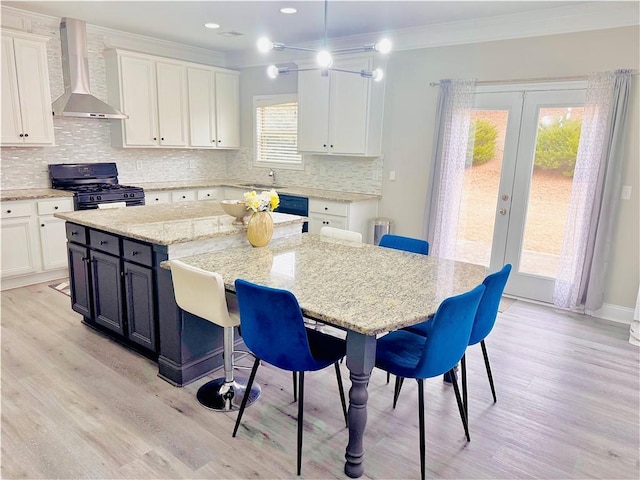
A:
257 0 390 81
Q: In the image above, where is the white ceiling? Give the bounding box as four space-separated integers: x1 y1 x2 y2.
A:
3 0 611 53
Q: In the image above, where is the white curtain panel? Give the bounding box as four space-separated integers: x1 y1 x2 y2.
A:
553 70 632 310
425 79 475 259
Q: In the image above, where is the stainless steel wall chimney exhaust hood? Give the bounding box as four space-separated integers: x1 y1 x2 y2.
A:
52 18 128 119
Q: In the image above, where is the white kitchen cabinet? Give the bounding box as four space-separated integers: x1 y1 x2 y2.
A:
308 197 378 243
197 188 219 201
1 31 54 146
37 198 74 271
1 202 38 278
171 190 197 203
105 50 187 148
146 191 171 204
1 197 72 289
187 67 239 149
297 55 385 157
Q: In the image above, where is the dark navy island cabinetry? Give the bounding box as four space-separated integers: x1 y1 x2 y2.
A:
56 204 305 387
66 223 156 354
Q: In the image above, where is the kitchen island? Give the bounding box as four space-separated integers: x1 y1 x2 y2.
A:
55 201 305 386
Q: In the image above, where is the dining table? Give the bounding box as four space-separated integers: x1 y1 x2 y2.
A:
171 232 487 478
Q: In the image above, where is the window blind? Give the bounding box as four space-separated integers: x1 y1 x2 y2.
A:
256 101 301 164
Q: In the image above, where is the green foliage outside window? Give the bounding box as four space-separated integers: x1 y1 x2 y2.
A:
468 119 498 167
534 118 582 177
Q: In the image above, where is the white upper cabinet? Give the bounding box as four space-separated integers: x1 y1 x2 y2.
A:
106 50 188 148
1 32 54 146
187 67 239 149
297 55 385 157
106 48 238 150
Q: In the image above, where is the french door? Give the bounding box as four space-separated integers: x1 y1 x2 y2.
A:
454 84 586 303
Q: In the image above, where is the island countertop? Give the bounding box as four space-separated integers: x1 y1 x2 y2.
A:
54 201 304 247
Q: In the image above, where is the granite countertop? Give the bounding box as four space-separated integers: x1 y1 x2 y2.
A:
140 180 380 203
170 234 487 335
54 202 304 246
1 188 74 201
1 182 379 203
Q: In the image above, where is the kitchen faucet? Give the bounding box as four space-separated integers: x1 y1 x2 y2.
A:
269 169 276 185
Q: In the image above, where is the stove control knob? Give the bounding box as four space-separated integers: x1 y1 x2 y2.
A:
130 193 135 198
124 193 129 198
97 195 102 201
89 196 94 201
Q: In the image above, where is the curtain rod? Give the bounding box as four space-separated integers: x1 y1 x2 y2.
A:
429 71 638 87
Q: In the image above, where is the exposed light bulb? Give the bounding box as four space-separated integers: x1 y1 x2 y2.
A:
374 38 392 54
280 7 297 14
372 68 384 82
316 50 333 68
257 37 274 53
266 65 280 79
204 23 220 29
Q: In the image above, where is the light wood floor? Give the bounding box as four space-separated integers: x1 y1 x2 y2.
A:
2 282 639 479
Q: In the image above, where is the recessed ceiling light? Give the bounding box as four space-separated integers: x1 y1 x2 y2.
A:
280 7 297 14
204 23 220 29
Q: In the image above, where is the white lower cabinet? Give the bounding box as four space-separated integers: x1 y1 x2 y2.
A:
1 197 73 289
308 198 378 243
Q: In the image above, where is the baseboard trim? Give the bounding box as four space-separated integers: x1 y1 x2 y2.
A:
586 303 635 325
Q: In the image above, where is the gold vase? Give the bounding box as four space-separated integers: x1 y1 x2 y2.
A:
247 211 274 247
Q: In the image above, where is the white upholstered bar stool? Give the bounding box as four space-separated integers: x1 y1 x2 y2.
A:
320 226 363 243
170 259 261 411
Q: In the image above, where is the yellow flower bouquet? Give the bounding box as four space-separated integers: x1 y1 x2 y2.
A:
244 189 280 213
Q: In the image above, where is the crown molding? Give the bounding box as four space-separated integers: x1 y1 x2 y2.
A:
227 1 640 69
0 5 227 67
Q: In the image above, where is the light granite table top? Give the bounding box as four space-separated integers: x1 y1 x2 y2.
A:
1 188 74 201
54 202 304 246
169 234 487 336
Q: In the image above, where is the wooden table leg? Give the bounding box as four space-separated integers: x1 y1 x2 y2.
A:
344 332 377 478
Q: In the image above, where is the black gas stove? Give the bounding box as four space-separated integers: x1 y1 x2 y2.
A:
49 163 145 210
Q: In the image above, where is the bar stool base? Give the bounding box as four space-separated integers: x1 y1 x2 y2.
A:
196 376 261 411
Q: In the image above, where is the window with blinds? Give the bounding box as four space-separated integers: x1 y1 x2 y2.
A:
255 95 302 166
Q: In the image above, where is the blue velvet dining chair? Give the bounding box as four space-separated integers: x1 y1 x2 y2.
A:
378 233 430 384
375 284 485 480
232 279 348 476
400 264 512 419
379 233 429 255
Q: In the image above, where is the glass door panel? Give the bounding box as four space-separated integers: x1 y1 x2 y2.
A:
519 106 583 278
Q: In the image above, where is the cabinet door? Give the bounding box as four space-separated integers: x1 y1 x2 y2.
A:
68 243 92 318
328 58 369 155
146 191 171 204
156 62 187 146
13 37 54 145
171 190 196 202
308 213 347 234
120 55 158 146
39 216 69 270
297 69 330 153
90 250 124 335
197 189 218 201
1 35 23 144
124 262 156 350
1 216 38 277
215 71 240 148
187 67 215 147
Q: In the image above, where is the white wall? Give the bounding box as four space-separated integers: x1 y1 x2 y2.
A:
378 26 639 309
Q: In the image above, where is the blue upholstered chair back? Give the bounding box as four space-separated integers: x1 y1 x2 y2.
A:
234 279 330 372
468 264 512 346
414 285 485 378
379 234 429 255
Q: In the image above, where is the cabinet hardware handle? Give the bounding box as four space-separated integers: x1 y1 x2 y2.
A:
131 251 138 256
19 134 24 137
217 139 221 143
54 206 59 209
24 133 28 137
324 207 328 211
71 231 77 235
161 137 164 141
153 137 157 140
182 196 186 199
323 144 326 147
81 257 87 261
330 144 333 148
6 210 11 213
41 223 45 227
100 240 107 245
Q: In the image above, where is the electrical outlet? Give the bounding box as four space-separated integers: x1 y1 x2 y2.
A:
389 171 396 181
621 185 632 200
